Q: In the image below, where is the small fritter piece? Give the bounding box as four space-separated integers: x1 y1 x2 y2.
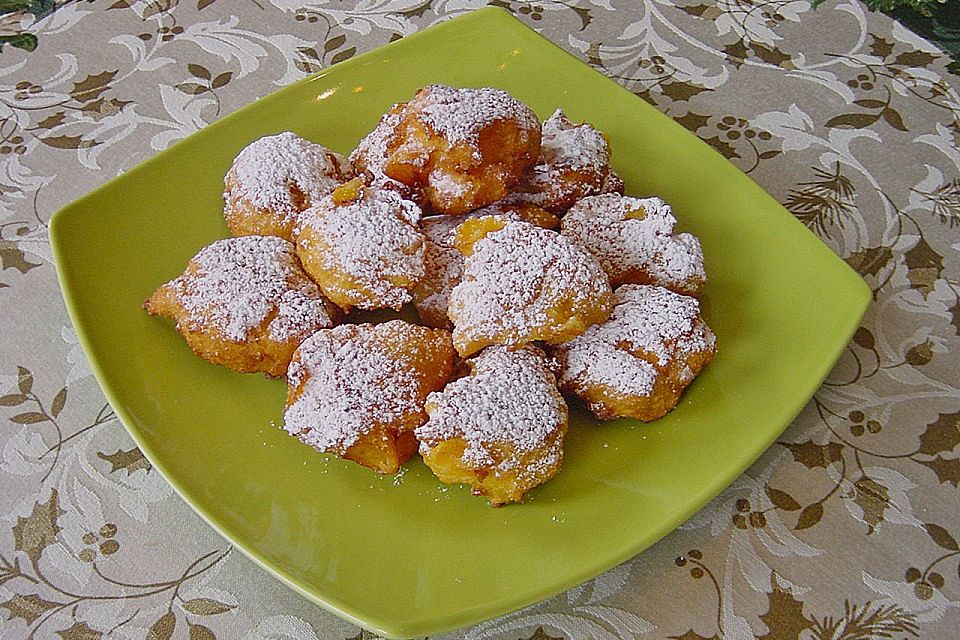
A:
283 320 456 474
416 345 567 506
508 109 622 214
295 179 425 312
412 203 559 329
144 236 339 377
552 284 716 422
349 104 423 201
372 85 541 215
561 194 706 297
448 217 613 357
224 132 353 241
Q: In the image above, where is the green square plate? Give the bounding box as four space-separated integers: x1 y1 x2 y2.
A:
50 8 870 639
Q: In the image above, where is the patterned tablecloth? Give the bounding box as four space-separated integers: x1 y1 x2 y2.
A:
2 1 959 639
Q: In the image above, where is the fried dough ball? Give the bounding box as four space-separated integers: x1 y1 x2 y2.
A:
412 202 559 329
294 179 425 312
283 320 456 474
144 236 339 377
349 104 424 201
224 132 353 241
507 109 622 214
551 284 716 422
561 194 706 297
448 217 613 357
357 85 541 215
416 346 567 506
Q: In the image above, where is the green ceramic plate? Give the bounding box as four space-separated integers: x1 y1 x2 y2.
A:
50 8 870 639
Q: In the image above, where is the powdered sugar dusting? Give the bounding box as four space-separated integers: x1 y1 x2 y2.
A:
555 284 716 398
283 321 424 453
414 85 539 148
504 110 617 212
350 108 408 191
448 220 611 348
562 193 706 294
416 346 566 472
414 207 557 326
540 109 609 173
297 187 425 310
168 236 335 342
413 215 469 326
228 132 351 224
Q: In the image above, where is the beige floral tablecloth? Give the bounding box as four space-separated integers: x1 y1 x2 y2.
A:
2 1 959 639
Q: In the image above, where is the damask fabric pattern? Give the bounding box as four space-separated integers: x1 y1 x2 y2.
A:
1 1 958 639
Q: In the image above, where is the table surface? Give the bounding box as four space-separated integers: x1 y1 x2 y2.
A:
2 1 959 639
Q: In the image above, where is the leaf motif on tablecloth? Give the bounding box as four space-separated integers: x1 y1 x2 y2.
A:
905 339 934 366
521 627 564 640
904 237 944 297
330 47 357 65
892 50 938 68
71 71 118 104
810 601 920 639
0 592 63 624
756 575 814 640
188 622 217 640
870 34 895 59
660 80 711 102
844 246 893 278
668 630 719 640
97 447 152 475
923 523 959 551
722 39 749 67
702 136 739 159
55 621 103 640
785 163 857 234
51 387 67 418
182 598 234 615
914 178 960 227
41 135 100 150
918 456 960 487
783 440 843 469
0 392 27 406
674 111 711 133
750 42 793 68
795 502 823 530
680 4 722 19
142 0 177 19
0 239 42 276
852 475 890 535
765 486 801 512
147 610 176 640
12 489 64 564
826 112 882 130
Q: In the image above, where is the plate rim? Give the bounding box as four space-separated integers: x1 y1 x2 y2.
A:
49 7 873 638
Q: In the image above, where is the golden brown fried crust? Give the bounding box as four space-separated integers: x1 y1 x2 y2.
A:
145 237 339 378
566 348 715 422
223 173 305 241
448 218 613 357
283 322 456 474
372 86 541 214
294 182 426 312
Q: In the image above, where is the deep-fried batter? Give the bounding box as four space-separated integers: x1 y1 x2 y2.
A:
144 236 339 377
283 320 456 474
